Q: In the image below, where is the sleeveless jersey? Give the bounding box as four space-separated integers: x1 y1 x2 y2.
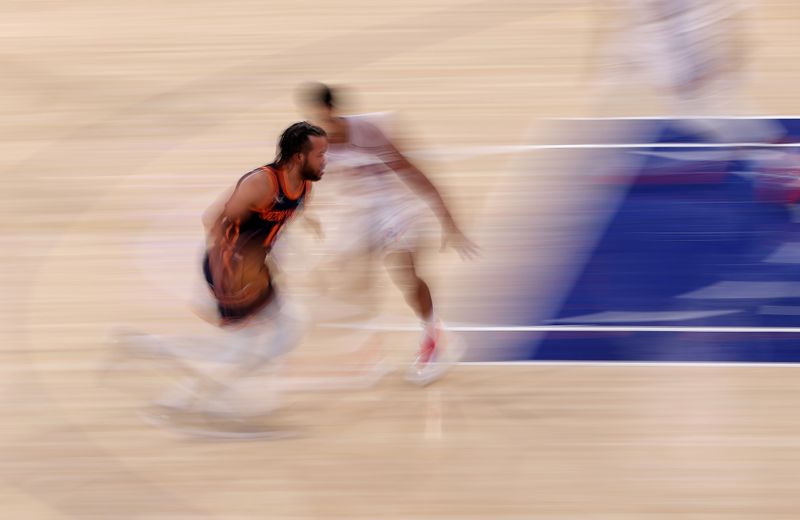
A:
224 164 311 254
205 164 310 324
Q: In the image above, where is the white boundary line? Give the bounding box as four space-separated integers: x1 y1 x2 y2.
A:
459 360 800 367
552 116 800 120
319 323 800 333
403 142 800 160
4 359 800 372
467 142 800 150
315 323 800 367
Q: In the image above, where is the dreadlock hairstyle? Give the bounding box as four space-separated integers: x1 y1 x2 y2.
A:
274 121 327 167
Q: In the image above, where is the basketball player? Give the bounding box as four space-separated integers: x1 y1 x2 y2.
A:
593 0 750 119
298 83 477 385
590 1 786 156
138 121 328 420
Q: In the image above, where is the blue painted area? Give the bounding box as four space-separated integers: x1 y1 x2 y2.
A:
524 118 800 362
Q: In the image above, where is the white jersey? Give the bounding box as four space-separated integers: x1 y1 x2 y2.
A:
316 113 431 254
611 0 746 89
324 113 418 208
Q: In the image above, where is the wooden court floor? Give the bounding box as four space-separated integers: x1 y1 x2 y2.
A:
3 1 800 518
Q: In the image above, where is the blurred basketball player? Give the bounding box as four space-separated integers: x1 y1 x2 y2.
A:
298 82 477 385
590 1 788 149
126 121 328 422
593 0 750 119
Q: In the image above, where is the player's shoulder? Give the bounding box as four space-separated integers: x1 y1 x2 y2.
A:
345 112 395 143
236 165 278 200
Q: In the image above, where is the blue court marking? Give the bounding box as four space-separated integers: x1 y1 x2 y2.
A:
522 118 800 362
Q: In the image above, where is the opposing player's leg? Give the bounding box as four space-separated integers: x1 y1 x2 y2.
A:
383 249 462 385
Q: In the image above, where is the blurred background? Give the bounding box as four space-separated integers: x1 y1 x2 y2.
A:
4 1 800 518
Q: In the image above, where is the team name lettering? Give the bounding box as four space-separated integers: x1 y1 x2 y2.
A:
260 209 294 221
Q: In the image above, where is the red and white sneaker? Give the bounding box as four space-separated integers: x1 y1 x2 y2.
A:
406 322 463 386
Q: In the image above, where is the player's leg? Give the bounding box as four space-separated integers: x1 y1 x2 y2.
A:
383 249 461 385
152 291 307 418
384 249 433 321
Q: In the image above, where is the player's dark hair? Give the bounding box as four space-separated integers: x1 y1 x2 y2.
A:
274 121 327 166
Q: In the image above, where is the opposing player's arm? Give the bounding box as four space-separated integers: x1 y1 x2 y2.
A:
369 123 478 258
368 125 457 229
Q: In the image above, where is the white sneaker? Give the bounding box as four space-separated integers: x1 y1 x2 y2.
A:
406 324 464 386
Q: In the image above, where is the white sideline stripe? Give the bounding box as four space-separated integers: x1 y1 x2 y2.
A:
5 360 800 372
552 116 800 120
506 142 800 149
318 322 800 333
460 361 800 368
405 142 800 160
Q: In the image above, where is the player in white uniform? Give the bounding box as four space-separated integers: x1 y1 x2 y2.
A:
591 0 789 149
595 0 750 118
299 83 477 385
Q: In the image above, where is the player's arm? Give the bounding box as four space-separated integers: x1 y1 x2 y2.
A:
391 149 458 227
373 127 478 258
207 173 275 247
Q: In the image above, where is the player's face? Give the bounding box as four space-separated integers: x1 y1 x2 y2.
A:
301 135 328 181
309 104 334 123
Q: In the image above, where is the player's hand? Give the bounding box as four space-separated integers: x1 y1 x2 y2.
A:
441 222 479 260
